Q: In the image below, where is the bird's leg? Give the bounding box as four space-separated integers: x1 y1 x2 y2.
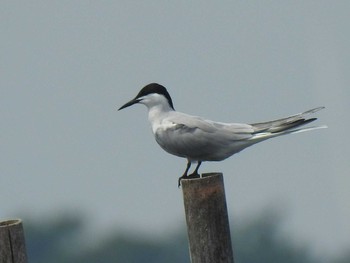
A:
188 161 202 179
178 160 191 187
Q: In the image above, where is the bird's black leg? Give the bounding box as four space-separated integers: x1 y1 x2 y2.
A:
188 161 202 179
178 160 191 187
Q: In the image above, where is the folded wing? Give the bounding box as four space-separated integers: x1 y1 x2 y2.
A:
154 107 326 161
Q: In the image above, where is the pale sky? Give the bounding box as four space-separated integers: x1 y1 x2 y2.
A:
1 1 349 257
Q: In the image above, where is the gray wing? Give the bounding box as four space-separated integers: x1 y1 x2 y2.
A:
154 107 325 161
168 112 255 138
154 112 254 161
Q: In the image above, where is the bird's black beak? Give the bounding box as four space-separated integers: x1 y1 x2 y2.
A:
118 98 140 111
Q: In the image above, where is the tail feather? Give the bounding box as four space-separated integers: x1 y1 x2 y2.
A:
251 107 325 133
265 117 317 133
283 125 328 135
248 106 326 142
250 125 327 141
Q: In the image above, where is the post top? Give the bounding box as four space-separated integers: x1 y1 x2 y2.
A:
0 219 23 227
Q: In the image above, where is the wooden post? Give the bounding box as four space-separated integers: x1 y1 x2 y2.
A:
0 219 28 263
182 173 234 263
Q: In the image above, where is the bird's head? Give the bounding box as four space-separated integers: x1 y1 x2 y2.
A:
118 83 175 111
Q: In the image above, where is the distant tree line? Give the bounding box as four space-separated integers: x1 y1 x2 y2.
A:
23 210 348 263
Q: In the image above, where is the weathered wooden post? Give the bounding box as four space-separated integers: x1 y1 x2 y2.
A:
181 173 234 263
0 219 28 263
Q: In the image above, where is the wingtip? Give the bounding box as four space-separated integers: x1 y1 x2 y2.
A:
316 106 326 111
307 106 325 113
299 106 325 116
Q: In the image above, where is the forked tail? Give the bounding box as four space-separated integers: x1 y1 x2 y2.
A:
249 107 327 141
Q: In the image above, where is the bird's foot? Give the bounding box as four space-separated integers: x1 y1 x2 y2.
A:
178 175 186 188
187 172 201 179
178 172 200 188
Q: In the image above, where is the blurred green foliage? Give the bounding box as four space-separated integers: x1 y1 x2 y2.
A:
23 210 348 263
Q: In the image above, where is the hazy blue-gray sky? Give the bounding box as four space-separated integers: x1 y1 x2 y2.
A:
1 1 349 257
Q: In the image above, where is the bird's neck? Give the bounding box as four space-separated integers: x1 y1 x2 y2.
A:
147 104 174 133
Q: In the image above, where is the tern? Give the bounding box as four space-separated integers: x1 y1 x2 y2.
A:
118 83 326 186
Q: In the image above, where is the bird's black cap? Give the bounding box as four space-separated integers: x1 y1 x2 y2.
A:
118 83 174 110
